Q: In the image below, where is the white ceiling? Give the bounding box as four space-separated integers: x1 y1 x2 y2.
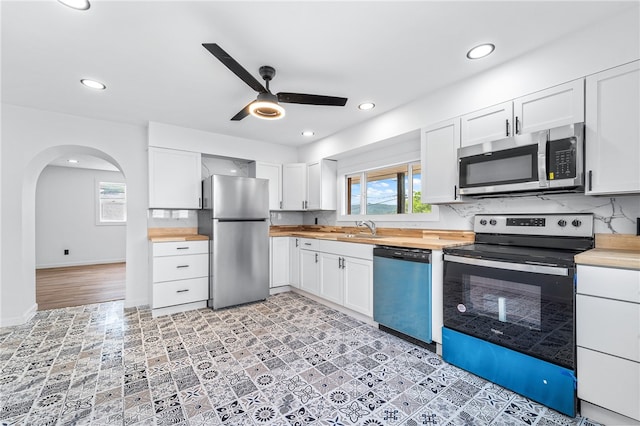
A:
2 1 636 148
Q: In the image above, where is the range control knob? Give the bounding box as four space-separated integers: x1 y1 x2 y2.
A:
558 219 567 227
572 219 582 227
479 219 487 226
489 219 497 226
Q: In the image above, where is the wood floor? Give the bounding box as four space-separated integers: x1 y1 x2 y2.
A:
36 262 126 310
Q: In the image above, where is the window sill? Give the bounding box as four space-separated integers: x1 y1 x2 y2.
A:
337 209 440 223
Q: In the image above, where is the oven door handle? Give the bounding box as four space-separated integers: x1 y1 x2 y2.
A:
444 254 569 276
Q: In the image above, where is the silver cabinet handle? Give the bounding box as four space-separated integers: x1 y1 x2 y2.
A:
176 265 190 269
304 242 312 246
176 289 189 293
315 253 318 263
295 239 299 247
176 247 189 250
506 119 510 137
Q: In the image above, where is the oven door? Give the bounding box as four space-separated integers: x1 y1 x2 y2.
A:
443 254 575 370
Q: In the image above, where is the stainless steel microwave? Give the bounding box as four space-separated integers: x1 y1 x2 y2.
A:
458 123 584 196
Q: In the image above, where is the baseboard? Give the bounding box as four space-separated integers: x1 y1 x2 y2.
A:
580 401 640 425
0 303 38 327
290 288 376 326
36 258 126 269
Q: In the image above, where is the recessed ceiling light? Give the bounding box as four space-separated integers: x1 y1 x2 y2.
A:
58 0 90 10
302 130 315 137
80 79 106 90
466 43 495 60
358 102 375 111
67 159 79 164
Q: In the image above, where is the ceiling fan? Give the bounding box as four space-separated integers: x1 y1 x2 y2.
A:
202 43 348 121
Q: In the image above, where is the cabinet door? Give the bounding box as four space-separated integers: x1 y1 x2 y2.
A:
282 163 307 210
270 237 290 288
255 162 282 210
585 61 640 195
578 347 640 421
289 238 300 288
307 159 337 211
420 118 463 204
300 249 319 295
461 101 513 147
148 147 202 209
319 252 343 305
343 256 373 316
514 79 584 135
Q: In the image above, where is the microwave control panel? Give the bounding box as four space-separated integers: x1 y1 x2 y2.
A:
547 137 576 180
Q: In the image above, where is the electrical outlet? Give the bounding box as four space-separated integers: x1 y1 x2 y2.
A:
64 249 69 255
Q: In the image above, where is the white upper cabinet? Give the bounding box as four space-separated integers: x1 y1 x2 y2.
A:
148 146 201 209
461 101 513 147
251 162 282 210
282 163 307 210
421 117 463 204
460 80 584 147
307 159 337 211
514 79 584 135
585 61 640 195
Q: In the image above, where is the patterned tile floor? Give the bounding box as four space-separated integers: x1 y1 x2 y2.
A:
0 292 601 426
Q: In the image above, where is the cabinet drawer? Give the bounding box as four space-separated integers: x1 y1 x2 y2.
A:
153 241 208 257
153 253 208 282
577 347 640 421
577 294 640 362
153 277 209 309
577 265 640 303
299 238 319 251
319 240 373 260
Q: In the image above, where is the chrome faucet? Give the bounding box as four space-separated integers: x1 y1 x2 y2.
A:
356 220 376 236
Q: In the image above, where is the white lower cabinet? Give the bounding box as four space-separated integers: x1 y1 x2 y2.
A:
270 237 290 288
300 248 320 295
151 240 209 312
342 256 373 316
576 264 640 422
298 239 373 317
289 237 301 288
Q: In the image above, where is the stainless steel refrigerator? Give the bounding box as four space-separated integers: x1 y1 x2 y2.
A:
197 174 269 309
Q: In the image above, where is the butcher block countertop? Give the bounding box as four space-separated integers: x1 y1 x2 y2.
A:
575 234 640 270
270 225 474 250
148 227 209 242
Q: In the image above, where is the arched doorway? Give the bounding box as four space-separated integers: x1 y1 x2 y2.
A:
35 153 127 310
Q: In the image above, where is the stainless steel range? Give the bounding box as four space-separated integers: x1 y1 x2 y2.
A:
442 213 594 417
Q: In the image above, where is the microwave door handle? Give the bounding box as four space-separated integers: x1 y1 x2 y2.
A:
538 131 549 187
443 254 569 276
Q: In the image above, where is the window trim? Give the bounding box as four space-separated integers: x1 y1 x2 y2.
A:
338 160 439 223
96 180 127 226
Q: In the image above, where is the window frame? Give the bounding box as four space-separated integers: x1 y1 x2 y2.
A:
96 180 127 226
338 160 439 223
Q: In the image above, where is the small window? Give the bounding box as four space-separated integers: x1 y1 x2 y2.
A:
344 161 431 216
98 181 126 224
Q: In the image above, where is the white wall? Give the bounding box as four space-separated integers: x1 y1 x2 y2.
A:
149 121 298 164
298 7 640 234
36 166 126 268
0 104 148 327
299 8 640 162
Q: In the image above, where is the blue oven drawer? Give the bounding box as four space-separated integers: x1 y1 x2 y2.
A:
373 255 432 343
443 327 576 417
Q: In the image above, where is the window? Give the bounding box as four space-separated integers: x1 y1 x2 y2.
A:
346 161 431 216
98 181 126 224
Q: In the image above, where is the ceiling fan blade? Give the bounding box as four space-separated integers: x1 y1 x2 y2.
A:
230 101 254 121
202 43 267 94
277 92 348 106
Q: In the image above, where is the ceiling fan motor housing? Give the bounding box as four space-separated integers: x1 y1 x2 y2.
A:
251 92 285 119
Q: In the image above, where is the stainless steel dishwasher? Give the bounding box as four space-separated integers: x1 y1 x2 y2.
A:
373 246 432 344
